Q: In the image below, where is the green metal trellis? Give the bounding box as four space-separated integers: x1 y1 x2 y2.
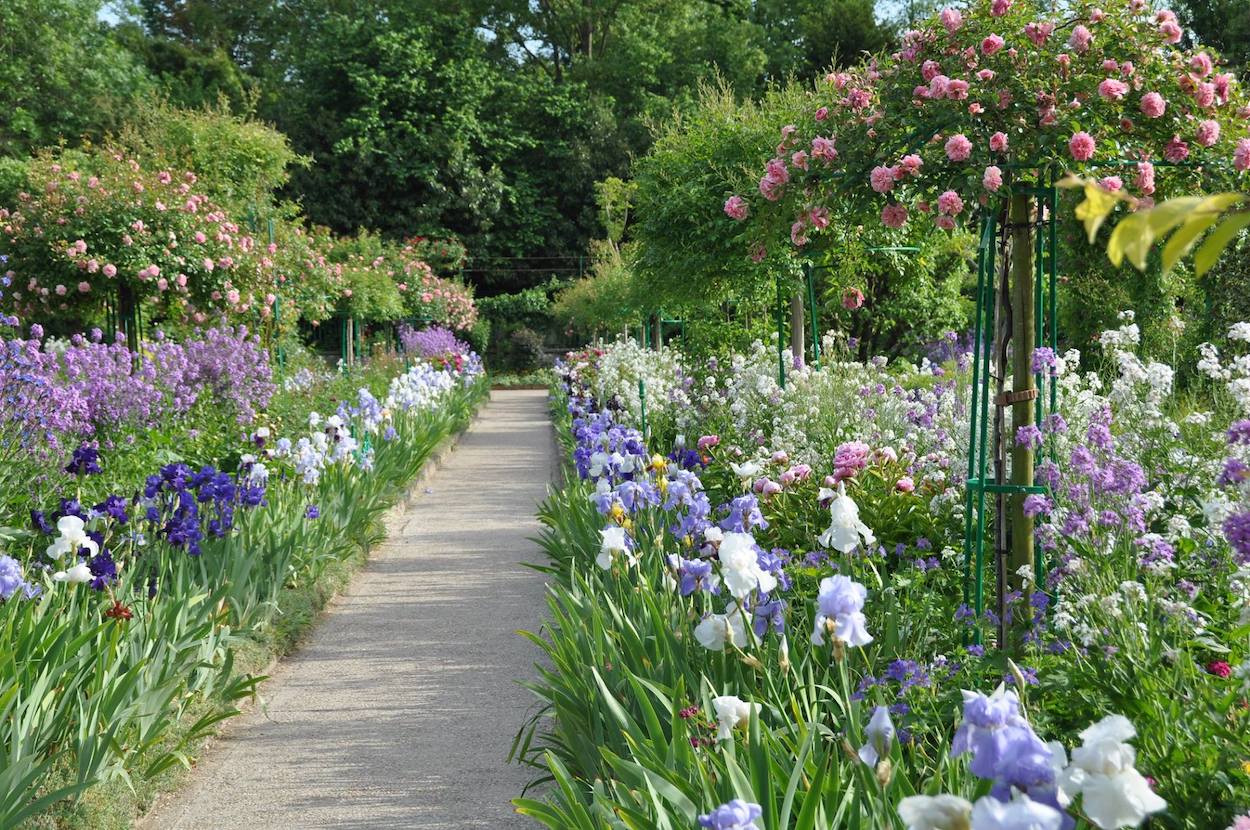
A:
961 174 1060 647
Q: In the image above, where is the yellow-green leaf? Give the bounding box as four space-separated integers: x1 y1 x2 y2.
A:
1194 210 1250 276
1074 182 1123 243
1107 211 1153 269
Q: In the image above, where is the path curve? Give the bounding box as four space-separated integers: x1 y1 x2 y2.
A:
141 390 553 829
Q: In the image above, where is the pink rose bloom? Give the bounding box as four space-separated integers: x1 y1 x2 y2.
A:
982 34 1005 55
226 288 241 305
1196 82 1216 108
202 258 215 271
881 203 909 228
792 150 810 170
937 189 964 215
945 133 973 162
1098 175 1123 191
895 477 916 493
929 74 950 98
935 215 957 231
156 277 168 291
842 287 865 310
811 136 838 162
1098 78 1129 100
177 273 188 287
968 102 984 114
1140 92 1166 118
1069 25 1092 52
790 220 809 247
1101 58 1118 72
870 165 897 193
86 259 98 273
1056 53 1071 73
1165 135 1190 162
991 0 1011 14
1196 119 1221 147
194 231 207 244
946 79 969 99
1135 161 1156 194
1069 131 1096 161
77 282 90 293
983 165 1004 192
1214 73 1233 103
1235 138 1250 171
940 7 962 34
697 435 720 451
1227 815 1250 830
815 106 829 121
899 154 923 175
55 284 66 296
1024 21 1054 46
990 131 1009 153
1191 52 1214 77
978 68 996 81
808 206 830 229
724 195 749 220
1159 21 1182 43
922 60 941 82
1090 7 1105 22
102 263 117 278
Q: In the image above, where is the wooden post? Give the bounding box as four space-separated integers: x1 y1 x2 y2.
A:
1008 193 1036 593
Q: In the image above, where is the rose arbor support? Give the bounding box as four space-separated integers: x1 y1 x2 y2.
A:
962 176 1058 648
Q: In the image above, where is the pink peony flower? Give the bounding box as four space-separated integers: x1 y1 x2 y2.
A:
1196 119 1221 147
1235 138 1250 171
156 277 168 291
1140 92 1166 118
940 7 962 34
983 165 1004 192
945 133 973 162
895 477 916 493
1165 135 1190 162
937 190 964 215
1098 78 1129 100
791 150 809 170
1135 161 1156 194
724 195 749 220
1068 25 1092 52
990 131 1009 153
982 34 1005 55
881 203 909 228
1068 131 1096 161
1099 176 1123 191
1024 21 1054 46
842 287 865 310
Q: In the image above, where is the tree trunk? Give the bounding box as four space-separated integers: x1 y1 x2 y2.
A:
1008 193 1036 595
345 317 355 366
789 291 805 369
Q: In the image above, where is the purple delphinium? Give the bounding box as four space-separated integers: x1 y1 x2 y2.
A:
398 324 468 358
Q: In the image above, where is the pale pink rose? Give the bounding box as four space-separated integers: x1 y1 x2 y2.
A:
982 34 1005 55
1214 73 1233 103
1196 119 1220 147
1135 161 1156 194
156 278 168 291
937 189 964 215
811 136 838 163
55 284 66 296
946 78 969 99
77 282 90 293
978 68 996 81
969 102 984 114
226 289 241 305
791 150 810 170
1098 78 1129 100
1140 92 1166 117
870 165 897 192
1090 7 1105 22
1098 175 1123 191
808 206 830 229
1196 82 1216 108
991 0 1011 14
881 203 909 228
1068 131 1096 161
940 7 962 34
1159 21 1182 43
724 195 749 220
929 74 950 98
1024 21 1054 46
1069 25 1092 52
1165 135 1190 162
922 60 941 82
86 259 98 273
983 165 1004 192
1235 139 1250 171
102 263 117 278
1156 9 1178 23
945 133 973 162
895 477 916 493
177 273 188 287
842 287 865 309
899 154 923 175
1191 52 1214 77
990 131 1009 153
1102 58 1118 72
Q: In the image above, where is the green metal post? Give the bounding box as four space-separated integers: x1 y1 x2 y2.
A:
804 262 820 366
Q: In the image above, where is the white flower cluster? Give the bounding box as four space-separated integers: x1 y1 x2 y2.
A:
1196 322 1250 415
591 339 689 433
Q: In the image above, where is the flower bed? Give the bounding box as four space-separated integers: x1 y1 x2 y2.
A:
517 328 1250 829
0 328 486 827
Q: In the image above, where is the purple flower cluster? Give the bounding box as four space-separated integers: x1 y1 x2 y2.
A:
398 324 468 358
141 462 266 555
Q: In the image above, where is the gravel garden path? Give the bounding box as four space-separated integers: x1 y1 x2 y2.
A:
140 390 555 829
